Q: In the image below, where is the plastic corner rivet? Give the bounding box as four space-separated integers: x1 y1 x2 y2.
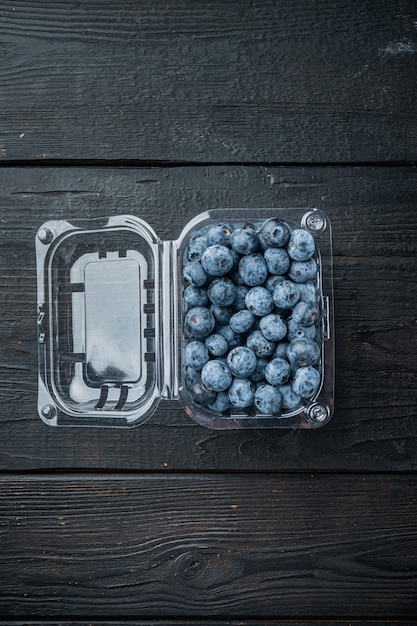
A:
302 210 327 233
37 227 54 244
41 404 57 419
307 402 330 425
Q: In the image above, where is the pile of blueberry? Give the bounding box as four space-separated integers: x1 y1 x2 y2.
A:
182 218 322 417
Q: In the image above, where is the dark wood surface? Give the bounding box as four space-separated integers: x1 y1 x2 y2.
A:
0 1 417 623
0 0 416 163
1 475 417 617
0 623 410 626
0 165 416 472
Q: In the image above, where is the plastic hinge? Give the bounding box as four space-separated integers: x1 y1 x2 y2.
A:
321 295 330 340
160 239 179 400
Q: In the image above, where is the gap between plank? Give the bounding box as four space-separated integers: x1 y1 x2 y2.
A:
0 469 416 480
0 159 415 168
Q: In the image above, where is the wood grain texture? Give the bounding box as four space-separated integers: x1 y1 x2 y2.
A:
0 165 416 472
1 474 416 617
0 622 411 626
0 0 416 162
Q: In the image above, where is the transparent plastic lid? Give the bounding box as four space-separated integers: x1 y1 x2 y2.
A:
36 215 162 427
36 208 334 429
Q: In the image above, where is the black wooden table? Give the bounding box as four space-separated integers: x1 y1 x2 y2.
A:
1 1 417 623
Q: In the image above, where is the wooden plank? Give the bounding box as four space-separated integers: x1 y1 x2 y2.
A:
0 0 416 162
0 618 415 626
0 165 416 472
0 622 411 626
1 474 416 617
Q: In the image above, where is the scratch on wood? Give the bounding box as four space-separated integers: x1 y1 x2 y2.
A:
11 190 96 196
380 39 416 56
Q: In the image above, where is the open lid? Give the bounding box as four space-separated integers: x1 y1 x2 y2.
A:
36 215 163 427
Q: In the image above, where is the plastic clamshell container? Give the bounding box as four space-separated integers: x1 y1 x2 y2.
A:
36 208 334 429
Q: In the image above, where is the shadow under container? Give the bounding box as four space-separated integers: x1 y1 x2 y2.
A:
36 208 334 429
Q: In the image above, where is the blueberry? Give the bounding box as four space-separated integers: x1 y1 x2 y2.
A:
184 341 209 370
287 228 315 261
184 306 215 339
273 341 289 360
249 358 269 382
201 244 234 277
265 274 286 293
210 304 233 326
208 391 230 412
205 333 228 357
254 384 282 415
288 258 317 284
279 384 301 409
217 324 243 349
230 227 259 255
286 317 317 342
246 329 275 357
264 247 290 275
258 218 290 248
238 253 268 286
272 279 300 309
206 223 233 247
231 285 250 311
187 233 208 262
265 358 291 386
183 285 208 308
186 378 216 406
245 286 274 316
228 268 246 286
229 309 255 334
228 378 255 409
201 359 232 392
228 248 241 272
184 365 200 387
227 346 257 378
298 280 317 302
183 261 207 287
292 366 321 399
292 300 320 326
287 337 320 367
259 313 287 341
208 277 236 306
